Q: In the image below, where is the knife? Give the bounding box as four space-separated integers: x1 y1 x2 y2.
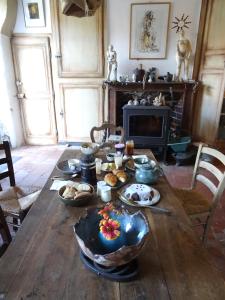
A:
51 174 78 181
118 192 172 216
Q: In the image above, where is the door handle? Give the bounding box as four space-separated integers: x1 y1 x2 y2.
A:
60 110 64 117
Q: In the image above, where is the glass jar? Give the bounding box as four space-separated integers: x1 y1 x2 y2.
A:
125 140 134 156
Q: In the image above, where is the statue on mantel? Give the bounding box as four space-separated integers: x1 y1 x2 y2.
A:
176 29 192 81
106 45 117 82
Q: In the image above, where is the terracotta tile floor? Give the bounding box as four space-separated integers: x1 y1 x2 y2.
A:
1 145 225 279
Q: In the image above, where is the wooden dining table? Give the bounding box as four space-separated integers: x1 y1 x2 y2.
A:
0 148 225 300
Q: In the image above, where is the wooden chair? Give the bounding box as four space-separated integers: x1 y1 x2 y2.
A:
90 123 125 147
174 143 225 245
0 204 11 256
0 141 41 230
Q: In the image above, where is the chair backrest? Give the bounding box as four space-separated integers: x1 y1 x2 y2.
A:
0 204 12 255
90 123 125 144
0 141 15 188
191 143 225 211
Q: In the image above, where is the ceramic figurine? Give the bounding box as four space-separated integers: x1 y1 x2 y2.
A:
148 67 157 82
176 30 192 81
140 99 147 106
165 72 173 82
146 95 152 105
128 100 133 105
153 93 163 106
125 75 129 82
106 45 118 82
133 64 145 82
133 99 139 105
119 75 126 83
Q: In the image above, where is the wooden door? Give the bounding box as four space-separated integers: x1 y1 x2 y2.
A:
52 1 103 78
59 84 103 142
12 36 57 145
51 1 104 142
194 0 225 145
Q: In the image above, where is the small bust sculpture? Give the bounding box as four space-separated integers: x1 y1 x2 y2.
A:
106 45 118 82
176 30 192 81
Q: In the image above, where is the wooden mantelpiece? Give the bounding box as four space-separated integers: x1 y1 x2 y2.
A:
104 81 200 135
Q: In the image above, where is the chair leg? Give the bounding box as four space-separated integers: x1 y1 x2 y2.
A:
202 216 211 246
0 210 11 244
13 218 19 232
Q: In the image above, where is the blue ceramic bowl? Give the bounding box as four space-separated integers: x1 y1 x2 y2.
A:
74 206 149 267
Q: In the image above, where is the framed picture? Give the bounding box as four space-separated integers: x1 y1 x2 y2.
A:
129 2 170 59
22 0 45 27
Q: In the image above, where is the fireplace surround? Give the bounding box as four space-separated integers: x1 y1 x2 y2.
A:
123 105 171 161
104 81 199 135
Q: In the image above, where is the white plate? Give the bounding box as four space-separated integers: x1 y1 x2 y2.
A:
121 184 160 206
101 162 116 172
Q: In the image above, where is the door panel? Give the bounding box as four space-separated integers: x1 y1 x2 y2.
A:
12 36 57 145
53 1 103 77
194 0 225 145
23 99 52 136
59 85 103 142
196 73 224 142
207 0 225 50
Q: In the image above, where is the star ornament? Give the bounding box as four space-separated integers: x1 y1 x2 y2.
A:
172 14 191 33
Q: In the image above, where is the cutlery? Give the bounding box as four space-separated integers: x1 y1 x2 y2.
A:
51 174 78 181
118 192 172 216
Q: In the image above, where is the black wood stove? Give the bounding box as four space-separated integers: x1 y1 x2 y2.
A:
123 105 171 161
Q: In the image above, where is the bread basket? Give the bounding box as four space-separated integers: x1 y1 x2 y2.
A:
58 183 95 207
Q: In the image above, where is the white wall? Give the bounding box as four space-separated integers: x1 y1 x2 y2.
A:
0 0 24 147
13 0 52 34
106 0 202 79
0 34 24 147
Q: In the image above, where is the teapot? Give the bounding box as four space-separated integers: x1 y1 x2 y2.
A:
135 160 163 184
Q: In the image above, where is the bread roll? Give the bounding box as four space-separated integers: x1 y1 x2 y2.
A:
112 169 121 176
74 191 91 200
113 169 127 182
104 173 117 187
62 186 77 199
116 171 127 183
77 183 91 192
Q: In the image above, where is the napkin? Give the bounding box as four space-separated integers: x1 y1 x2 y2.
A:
50 180 75 191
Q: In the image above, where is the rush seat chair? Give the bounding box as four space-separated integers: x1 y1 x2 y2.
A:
0 141 41 230
174 143 225 245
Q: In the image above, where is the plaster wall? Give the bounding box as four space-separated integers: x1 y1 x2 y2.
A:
106 0 202 78
13 0 52 34
0 0 24 147
0 34 24 147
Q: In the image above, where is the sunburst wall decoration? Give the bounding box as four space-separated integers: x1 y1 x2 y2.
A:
171 14 191 33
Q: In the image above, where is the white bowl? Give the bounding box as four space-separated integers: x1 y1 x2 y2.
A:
80 143 100 155
106 152 115 162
